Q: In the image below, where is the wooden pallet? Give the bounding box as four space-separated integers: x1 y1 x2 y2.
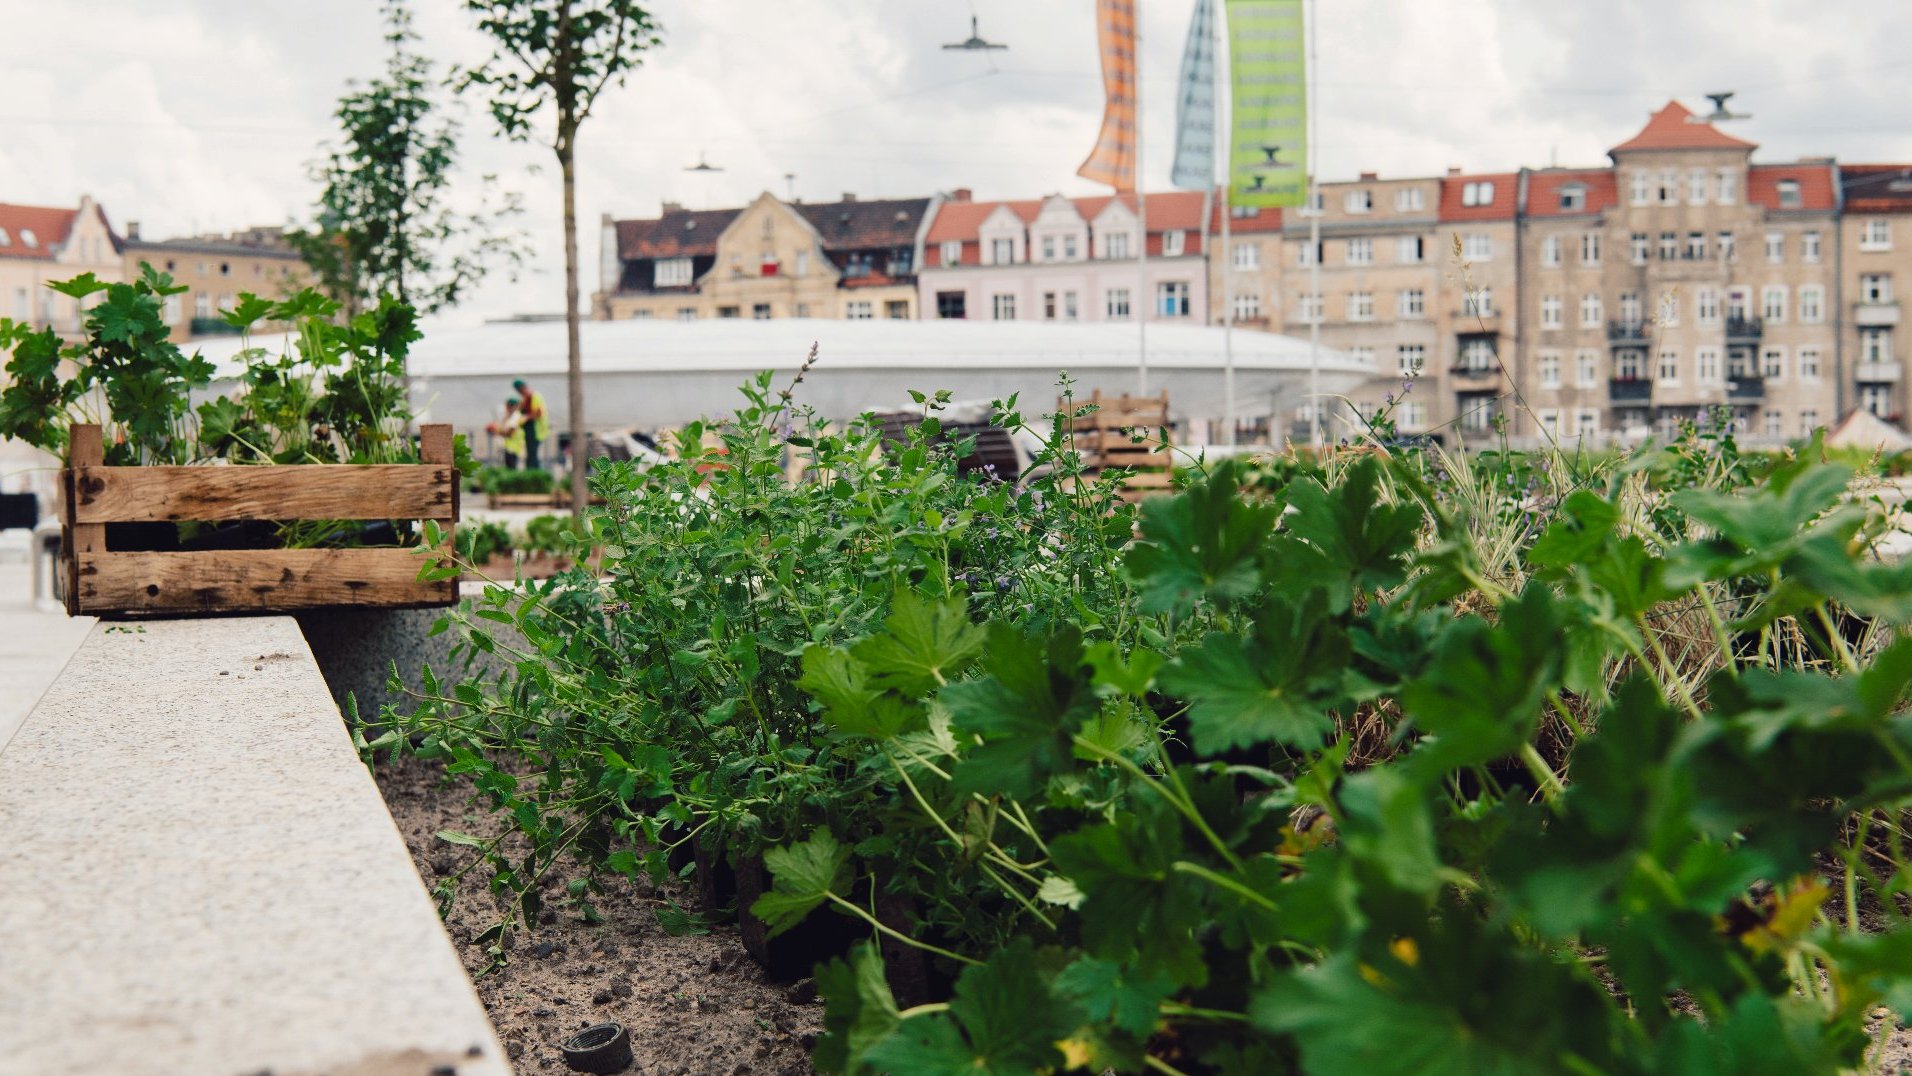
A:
62 424 459 616
1061 390 1173 502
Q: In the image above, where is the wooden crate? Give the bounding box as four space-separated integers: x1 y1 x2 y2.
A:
1061 390 1174 502
62 424 459 617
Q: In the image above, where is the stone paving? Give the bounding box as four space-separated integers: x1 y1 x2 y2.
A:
0 540 94 749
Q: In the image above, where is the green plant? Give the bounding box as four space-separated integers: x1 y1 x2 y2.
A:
457 521 513 564
522 513 580 555
474 465 557 496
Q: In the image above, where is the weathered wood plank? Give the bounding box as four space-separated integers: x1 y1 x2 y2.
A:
71 464 454 523
75 548 453 614
64 425 105 616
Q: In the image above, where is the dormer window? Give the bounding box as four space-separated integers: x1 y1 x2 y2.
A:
1104 231 1131 259
0 228 9 246
1461 180 1495 207
1777 180 1802 209
1163 230 1186 257
19 229 37 248
1558 184 1586 211
655 257 693 287
940 240 963 266
989 237 1016 265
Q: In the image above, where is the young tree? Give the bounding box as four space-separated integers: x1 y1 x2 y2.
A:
458 0 662 515
292 0 525 317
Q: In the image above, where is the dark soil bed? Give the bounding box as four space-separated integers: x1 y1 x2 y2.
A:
375 754 821 1075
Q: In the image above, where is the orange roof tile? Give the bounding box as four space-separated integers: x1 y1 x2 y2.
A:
1207 195 1284 234
1747 163 1837 212
1610 101 1756 155
924 191 1208 253
1438 173 1518 221
0 203 81 261
1523 169 1618 218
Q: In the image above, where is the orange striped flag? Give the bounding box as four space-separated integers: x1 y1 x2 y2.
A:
1077 0 1138 192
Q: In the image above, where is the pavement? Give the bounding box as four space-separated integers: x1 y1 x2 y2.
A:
0 537 94 749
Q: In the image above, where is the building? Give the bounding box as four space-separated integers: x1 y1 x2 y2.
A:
120 223 311 342
0 196 123 339
916 190 1209 326
1840 165 1912 425
595 193 935 322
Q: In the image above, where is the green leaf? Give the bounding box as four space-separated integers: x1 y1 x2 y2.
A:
1398 585 1564 771
814 942 902 1074
850 591 985 696
863 940 1074 1075
944 623 1098 799
1160 591 1347 755
1126 459 1279 614
750 828 849 938
1271 456 1424 610
1053 956 1174 1037
1049 795 1208 985
798 645 925 740
434 830 486 849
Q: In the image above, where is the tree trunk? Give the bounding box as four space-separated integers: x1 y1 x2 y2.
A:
559 124 586 519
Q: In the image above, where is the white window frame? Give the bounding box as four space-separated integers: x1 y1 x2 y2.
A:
1395 188 1425 212
1581 233 1601 265
1761 346 1786 380
846 300 874 320
1798 347 1822 381
992 293 1017 320
1579 292 1602 328
1761 285 1788 323
1861 274 1893 304
1799 285 1824 324
655 257 693 287
1541 236 1561 267
1696 287 1720 324
1106 288 1131 320
1162 230 1187 257
1231 292 1261 321
1540 295 1563 329
1696 345 1722 383
1538 350 1562 388
1777 180 1802 208
1346 237 1373 266
1802 230 1821 262
1463 233 1493 261
1399 289 1425 318
1344 189 1372 213
1716 168 1738 204
1232 242 1259 270
1863 219 1893 251
1396 235 1424 263
1765 232 1784 263
1657 348 1680 385
939 240 963 266
1348 291 1375 322
1397 344 1426 376
1630 171 1650 206
1575 349 1599 389
1688 167 1709 205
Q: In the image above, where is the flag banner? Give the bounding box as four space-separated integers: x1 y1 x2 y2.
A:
1169 0 1218 190
1226 0 1307 207
1078 0 1138 192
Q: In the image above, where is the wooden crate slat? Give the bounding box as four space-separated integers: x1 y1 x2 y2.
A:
64 425 106 616
72 463 454 524
1118 471 1176 488
75 548 452 614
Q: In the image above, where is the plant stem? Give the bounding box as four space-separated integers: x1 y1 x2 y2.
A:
825 893 979 966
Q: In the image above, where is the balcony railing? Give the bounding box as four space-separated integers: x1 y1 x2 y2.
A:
1609 377 1652 403
1854 301 1901 328
1856 361 1903 383
1448 364 1501 386
1725 374 1766 402
1607 320 1649 344
1725 315 1764 342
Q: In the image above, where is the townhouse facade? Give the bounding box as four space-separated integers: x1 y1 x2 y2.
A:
120 223 311 341
0 196 124 339
1840 166 1912 424
916 190 1209 326
595 192 936 322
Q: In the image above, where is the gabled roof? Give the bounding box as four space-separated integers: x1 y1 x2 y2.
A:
1523 169 1618 218
1747 163 1837 212
1610 101 1756 155
1438 173 1518 221
0 202 81 261
616 207 740 260
925 191 1207 242
1841 165 1912 214
792 197 930 251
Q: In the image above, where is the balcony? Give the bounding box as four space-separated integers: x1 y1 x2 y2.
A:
1725 374 1766 402
1607 320 1649 344
1854 301 1901 328
1451 309 1502 334
1448 363 1502 389
1609 377 1652 403
1725 315 1764 343
1856 361 1903 383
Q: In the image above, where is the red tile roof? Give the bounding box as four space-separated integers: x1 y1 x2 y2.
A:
924 191 1208 262
1747 163 1837 212
1206 196 1285 234
0 203 80 261
1523 169 1618 218
1438 173 1518 221
1841 165 1912 214
616 208 740 260
1610 101 1756 154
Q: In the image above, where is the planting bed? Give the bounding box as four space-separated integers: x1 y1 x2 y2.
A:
376 754 821 1075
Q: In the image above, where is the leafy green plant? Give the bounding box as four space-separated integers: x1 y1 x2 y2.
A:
456 521 513 565
473 465 556 496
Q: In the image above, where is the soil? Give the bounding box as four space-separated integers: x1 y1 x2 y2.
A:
374 755 820 1075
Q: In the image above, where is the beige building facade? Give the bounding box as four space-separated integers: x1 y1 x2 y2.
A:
0 196 124 339
121 224 311 342
1840 167 1912 424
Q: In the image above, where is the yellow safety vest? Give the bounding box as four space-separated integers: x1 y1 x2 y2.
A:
523 391 551 439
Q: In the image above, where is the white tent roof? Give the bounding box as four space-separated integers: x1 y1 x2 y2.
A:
1826 408 1912 452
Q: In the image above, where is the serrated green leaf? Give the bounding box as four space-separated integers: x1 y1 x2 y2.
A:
750 828 849 937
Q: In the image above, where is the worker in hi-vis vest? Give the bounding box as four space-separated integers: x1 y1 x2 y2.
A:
493 397 526 469
513 379 550 470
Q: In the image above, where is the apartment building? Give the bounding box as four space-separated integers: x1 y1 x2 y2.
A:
121 224 311 342
595 193 935 322
0 196 123 339
916 190 1208 325
1841 166 1912 424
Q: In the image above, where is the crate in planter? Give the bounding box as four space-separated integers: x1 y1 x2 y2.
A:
61 423 459 617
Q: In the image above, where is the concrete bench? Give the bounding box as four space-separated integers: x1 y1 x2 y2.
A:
0 617 506 1076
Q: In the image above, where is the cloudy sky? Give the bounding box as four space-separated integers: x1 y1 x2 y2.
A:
3 0 1908 326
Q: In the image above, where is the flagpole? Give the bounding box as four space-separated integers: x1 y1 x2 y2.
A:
1214 0 1235 446
1135 1 1149 397
1305 0 1321 451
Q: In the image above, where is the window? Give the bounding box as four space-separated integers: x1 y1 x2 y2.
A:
1397 344 1426 376
194 293 211 317
1541 295 1563 328
753 303 773 319
1106 288 1130 320
1560 184 1587 211
1800 410 1820 436
1799 285 1823 323
1462 233 1493 261
1538 350 1562 388
1658 232 1678 261
1458 338 1495 371
940 240 963 266
936 291 967 319
1232 242 1259 270
1538 408 1560 438
1398 289 1425 318
1862 219 1892 250
1297 293 1324 323
0 227 9 245
1397 236 1424 263
1620 291 1643 325
1630 171 1650 206
1396 188 1425 211
1765 232 1783 262
1576 350 1599 388
1344 190 1372 213
1042 291 1058 320
796 303 810 316
1346 237 1372 265
1761 346 1786 380
16 229 35 248
1799 347 1822 380
1348 292 1374 321
1717 168 1738 204
1658 171 1679 205
1104 231 1131 259
1862 329 1894 364
676 307 698 321
655 257 692 286
11 287 24 319
1309 191 1324 212
1688 168 1709 205
990 237 1016 265
1398 401 1428 430
1761 286 1787 322
1685 232 1706 260
1631 233 1649 265
1861 274 1893 303
1802 230 1821 262
1657 349 1680 383
1765 410 1783 437
1157 280 1191 317
887 300 911 319
1232 293 1261 320
992 293 1016 320
1163 230 1187 257
1862 384 1893 416
1696 346 1721 382
1658 291 1679 327
1295 241 1317 267
1063 235 1079 260
1350 345 1375 367
1718 231 1736 262
1777 180 1802 209
1697 288 1720 324
1462 180 1495 207
1041 236 1056 262
163 295 181 324
845 301 873 319
795 251 811 276
1581 233 1601 265
1463 287 1494 316
1615 349 1645 380
1542 236 1561 267
1580 292 1602 327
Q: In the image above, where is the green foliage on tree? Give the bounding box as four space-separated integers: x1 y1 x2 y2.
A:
292 0 525 317
456 0 663 516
